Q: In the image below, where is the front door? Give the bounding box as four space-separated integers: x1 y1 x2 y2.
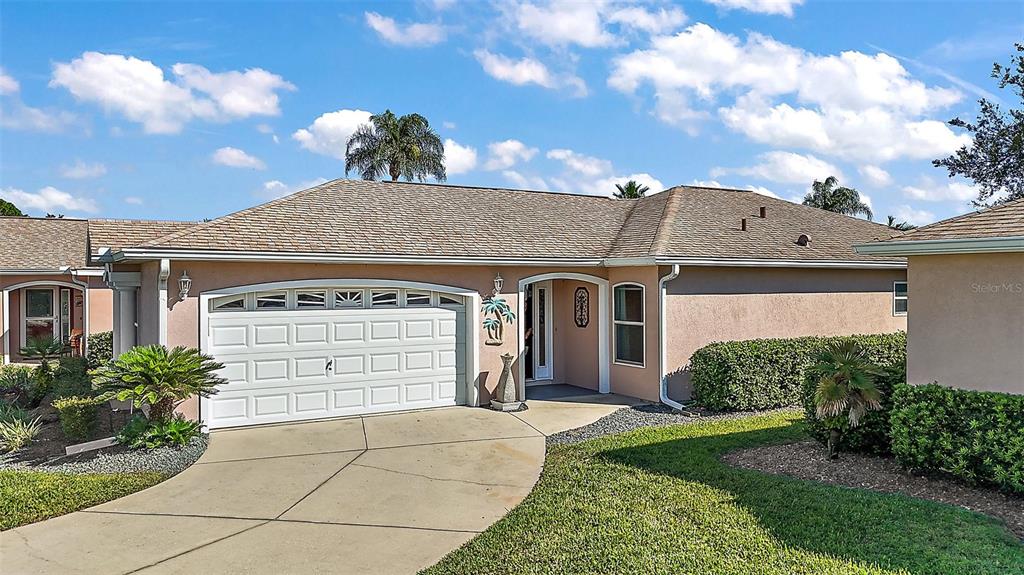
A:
526 281 553 383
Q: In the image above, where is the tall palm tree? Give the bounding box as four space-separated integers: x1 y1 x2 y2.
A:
885 215 917 231
802 176 873 220
345 110 446 182
613 180 649 199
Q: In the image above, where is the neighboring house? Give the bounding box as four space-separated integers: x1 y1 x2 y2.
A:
96 180 907 429
856 198 1024 395
0 216 193 363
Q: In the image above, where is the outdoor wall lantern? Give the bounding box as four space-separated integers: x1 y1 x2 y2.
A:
493 272 504 296
178 271 192 301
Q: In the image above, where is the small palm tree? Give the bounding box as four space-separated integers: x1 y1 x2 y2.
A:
802 176 873 220
613 180 649 199
20 337 64 378
91 345 226 423
809 341 885 458
345 110 446 182
885 215 917 231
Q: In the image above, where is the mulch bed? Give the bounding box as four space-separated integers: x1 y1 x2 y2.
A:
723 440 1024 540
0 402 134 467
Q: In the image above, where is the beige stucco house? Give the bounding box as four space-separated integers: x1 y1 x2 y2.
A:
89 180 907 429
0 217 192 363
857 197 1024 395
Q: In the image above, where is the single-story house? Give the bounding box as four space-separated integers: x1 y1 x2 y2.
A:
96 179 908 429
856 197 1024 395
0 216 192 363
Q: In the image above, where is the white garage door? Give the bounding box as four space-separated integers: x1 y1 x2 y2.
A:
202 287 467 429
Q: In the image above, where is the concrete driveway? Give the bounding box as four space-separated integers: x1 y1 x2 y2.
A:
2 395 637 575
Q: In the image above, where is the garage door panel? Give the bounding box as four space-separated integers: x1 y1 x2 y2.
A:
205 300 466 428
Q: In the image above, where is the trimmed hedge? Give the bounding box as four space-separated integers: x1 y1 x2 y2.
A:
52 396 101 440
891 383 1024 494
86 331 113 369
690 332 906 411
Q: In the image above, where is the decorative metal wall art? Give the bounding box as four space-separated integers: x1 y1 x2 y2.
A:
574 286 590 328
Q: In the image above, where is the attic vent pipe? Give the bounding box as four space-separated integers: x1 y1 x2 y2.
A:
759 206 767 218
796 234 811 246
741 218 747 231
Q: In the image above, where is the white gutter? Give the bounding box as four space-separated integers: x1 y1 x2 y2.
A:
658 264 684 411
654 257 906 269
855 236 1024 256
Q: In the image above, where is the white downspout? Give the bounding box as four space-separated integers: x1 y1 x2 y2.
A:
659 264 684 410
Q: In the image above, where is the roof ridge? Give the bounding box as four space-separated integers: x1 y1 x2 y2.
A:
143 178 344 247
649 188 682 255
895 196 1024 239
378 179 626 201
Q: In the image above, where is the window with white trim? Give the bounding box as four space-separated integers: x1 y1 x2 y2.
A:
613 284 644 366
438 294 464 307
405 290 431 306
255 291 287 309
334 290 363 308
296 290 327 309
371 290 399 307
893 281 908 316
212 294 246 311
24 288 57 342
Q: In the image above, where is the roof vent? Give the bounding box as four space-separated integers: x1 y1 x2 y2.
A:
796 234 811 246
741 218 747 231
759 206 767 218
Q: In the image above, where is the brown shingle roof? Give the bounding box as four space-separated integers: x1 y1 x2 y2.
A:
88 218 197 255
0 217 89 270
878 197 1024 242
128 179 902 264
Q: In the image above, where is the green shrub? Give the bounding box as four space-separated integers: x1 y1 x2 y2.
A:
116 413 149 447
890 383 1024 493
0 417 42 452
0 365 33 393
53 357 94 399
85 331 113 369
52 396 102 440
0 400 29 424
116 414 200 449
691 332 906 411
805 341 885 458
802 363 904 454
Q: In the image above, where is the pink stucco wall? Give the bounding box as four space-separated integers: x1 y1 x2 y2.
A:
906 253 1023 394
664 266 908 400
551 279 600 390
606 266 663 401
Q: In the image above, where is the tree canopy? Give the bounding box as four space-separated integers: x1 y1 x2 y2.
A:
934 43 1023 205
801 176 873 220
613 180 650 199
345 110 446 183
0 199 25 217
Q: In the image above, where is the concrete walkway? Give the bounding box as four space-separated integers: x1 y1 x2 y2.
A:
2 394 639 575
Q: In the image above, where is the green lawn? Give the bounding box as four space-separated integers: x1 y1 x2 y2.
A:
424 412 1024 575
0 470 166 530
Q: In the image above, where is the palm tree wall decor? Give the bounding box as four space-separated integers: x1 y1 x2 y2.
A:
802 176 873 220
481 296 516 346
345 110 446 182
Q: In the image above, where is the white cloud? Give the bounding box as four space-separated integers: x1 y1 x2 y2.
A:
502 170 549 190
364 12 446 47
578 172 665 196
859 165 892 187
292 109 373 159
474 50 587 96
484 139 538 170
0 68 19 95
442 120 456 130
546 149 612 178
691 178 782 199
511 1 617 48
124 196 144 205
50 52 294 134
60 160 107 179
0 100 78 133
608 23 967 162
891 204 936 226
712 151 840 185
212 147 266 169
256 123 273 134
901 178 978 203
444 138 477 175
257 177 329 199
1 186 98 214
607 6 687 35
704 0 804 17
431 0 458 9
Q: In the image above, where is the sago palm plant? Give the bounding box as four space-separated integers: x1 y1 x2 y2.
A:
91 345 226 423
809 341 885 458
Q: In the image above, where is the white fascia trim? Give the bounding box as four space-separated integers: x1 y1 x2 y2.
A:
1 268 103 276
654 257 906 269
71 268 105 277
114 248 604 267
854 236 1024 256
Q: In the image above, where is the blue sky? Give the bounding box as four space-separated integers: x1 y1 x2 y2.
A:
0 1 1020 226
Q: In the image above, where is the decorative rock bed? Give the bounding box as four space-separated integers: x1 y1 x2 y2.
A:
0 434 208 476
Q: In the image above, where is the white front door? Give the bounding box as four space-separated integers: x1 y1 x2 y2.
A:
202 288 466 429
531 281 553 381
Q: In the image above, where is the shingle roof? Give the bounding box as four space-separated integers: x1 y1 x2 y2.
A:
878 197 1024 242
88 218 197 256
133 179 903 264
0 217 90 270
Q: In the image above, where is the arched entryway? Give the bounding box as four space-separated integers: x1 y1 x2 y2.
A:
516 272 609 399
1 279 89 364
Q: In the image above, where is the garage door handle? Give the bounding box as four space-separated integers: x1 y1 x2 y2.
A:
325 359 333 374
